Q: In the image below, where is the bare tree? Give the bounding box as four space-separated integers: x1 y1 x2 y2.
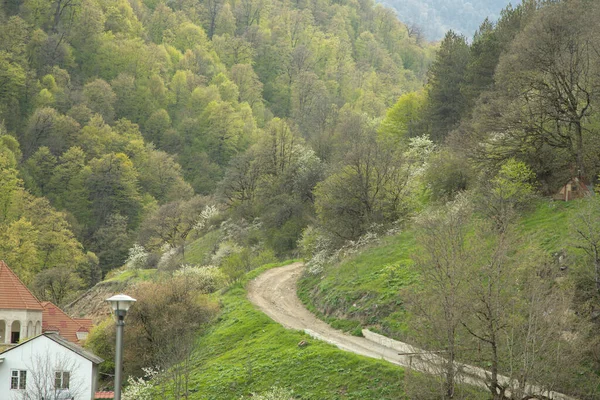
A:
51 0 79 33
406 23 425 44
502 264 592 399
407 197 593 399
572 196 600 294
406 195 473 399
124 278 218 399
20 349 84 400
235 0 267 29
315 111 420 241
460 223 516 399
152 327 197 399
485 0 599 178
218 149 261 212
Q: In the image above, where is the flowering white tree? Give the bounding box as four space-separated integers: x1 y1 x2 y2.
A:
122 367 159 400
125 244 149 270
193 204 219 231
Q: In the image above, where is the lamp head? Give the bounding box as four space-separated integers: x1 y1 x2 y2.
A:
106 294 137 316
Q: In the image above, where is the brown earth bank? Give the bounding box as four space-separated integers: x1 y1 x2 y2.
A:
64 280 132 324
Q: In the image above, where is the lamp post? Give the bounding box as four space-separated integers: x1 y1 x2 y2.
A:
106 294 136 400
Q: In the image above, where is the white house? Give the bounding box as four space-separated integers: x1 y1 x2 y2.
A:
0 332 103 400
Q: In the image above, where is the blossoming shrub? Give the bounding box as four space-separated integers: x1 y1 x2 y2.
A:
174 264 227 293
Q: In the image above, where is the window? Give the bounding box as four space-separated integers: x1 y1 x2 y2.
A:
55 371 70 390
10 370 26 390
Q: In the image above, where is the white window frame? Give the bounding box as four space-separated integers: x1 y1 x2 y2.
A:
55 370 71 390
10 369 27 390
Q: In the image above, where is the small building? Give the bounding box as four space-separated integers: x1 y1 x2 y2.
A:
0 332 103 400
552 177 593 201
0 261 43 345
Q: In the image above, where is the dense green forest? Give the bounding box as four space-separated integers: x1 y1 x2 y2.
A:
0 0 433 300
3 0 600 397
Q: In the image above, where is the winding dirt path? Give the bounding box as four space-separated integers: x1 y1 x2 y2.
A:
248 262 407 360
247 262 576 400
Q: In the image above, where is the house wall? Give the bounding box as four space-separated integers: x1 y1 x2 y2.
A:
0 309 43 344
0 335 95 400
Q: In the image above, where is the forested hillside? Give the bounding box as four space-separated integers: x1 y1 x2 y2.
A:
379 0 512 41
0 0 433 305
299 0 600 398
4 0 600 398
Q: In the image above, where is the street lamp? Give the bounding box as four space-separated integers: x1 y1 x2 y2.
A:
106 294 136 400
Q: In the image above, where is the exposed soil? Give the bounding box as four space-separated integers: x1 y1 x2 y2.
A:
65 280 131 324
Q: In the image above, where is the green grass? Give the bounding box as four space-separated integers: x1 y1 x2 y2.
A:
152 199 587 399
298 198 588 341
104 268 157 283
517 199 580 252
182 230 222 265
186 261 413 399
298 231 419 340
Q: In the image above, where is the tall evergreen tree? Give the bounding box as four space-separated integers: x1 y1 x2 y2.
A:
426 31 470 142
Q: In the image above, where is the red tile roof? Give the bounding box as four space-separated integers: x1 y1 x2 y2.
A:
95 392 115 399
41 301 91 344
74 318 93 331
0 261 43 310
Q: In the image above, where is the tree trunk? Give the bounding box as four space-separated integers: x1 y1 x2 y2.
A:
594 246 600 293
575 120 585 179
445 333 456 399
491 340 503 400
53 0 63 32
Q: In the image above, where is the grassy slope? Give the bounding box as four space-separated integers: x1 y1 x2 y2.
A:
119 229 486 397
181 230 222 265
517 199 580 252
104 268 158 282
186 263 411 399
298 199 582 340
299 231 418 339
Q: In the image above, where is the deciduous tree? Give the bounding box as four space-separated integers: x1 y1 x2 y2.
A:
86 152 142 230
481 0 600 179
138 196 211 260
406 196 472 399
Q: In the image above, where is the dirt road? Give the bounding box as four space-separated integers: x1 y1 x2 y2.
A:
248 262 414 360
247 262 575 400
